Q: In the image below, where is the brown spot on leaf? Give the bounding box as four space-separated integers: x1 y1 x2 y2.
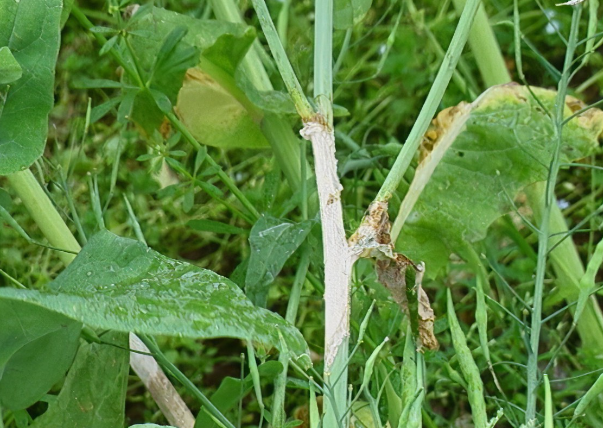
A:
565 95 585 113
419 103 470 163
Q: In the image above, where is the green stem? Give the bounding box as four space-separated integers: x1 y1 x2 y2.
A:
332 29 352 77
272 249 311 427
525 6 581 422
451 0 511 87
139 335 236 428
300 139 308 220
468 0 603 415
210 0 309 194
276 0 291 48
6 169 81 264
249 0 314 120
261 114 304 193
313 0 334 125
375 0 482 202
407 0 478 98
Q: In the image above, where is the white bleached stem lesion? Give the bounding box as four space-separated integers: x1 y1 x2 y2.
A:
300 120 358 369
555 0 586 5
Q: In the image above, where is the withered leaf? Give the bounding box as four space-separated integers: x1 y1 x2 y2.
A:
350 202 438 350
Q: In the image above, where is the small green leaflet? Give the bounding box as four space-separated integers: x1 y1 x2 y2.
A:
246 215 314 307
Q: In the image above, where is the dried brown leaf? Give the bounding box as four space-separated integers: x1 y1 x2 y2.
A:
350 202 438 350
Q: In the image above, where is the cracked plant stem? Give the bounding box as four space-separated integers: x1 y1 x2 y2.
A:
310 0 354 425
249 0 353 425
526 5 582 423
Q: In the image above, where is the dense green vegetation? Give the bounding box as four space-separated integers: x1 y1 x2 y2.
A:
1 0 603 427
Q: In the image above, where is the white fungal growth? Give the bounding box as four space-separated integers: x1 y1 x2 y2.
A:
300 120 355 369
555 0 586 6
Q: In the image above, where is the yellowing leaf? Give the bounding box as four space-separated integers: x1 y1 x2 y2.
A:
176 68 269 149
395 84 603 276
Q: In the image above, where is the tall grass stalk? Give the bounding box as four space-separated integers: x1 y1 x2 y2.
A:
209 0 309 193
6 170 80 265
375 0 482 203
249 1 354 425
526 6 582 422
451 0 509 88
459 1 603 419
511 0 603 348
248 0 313 120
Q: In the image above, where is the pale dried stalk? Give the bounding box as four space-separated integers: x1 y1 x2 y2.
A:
300 120 356 369
130 334 196 428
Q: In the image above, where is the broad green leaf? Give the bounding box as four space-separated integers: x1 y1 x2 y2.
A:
124 6 257 136
0 47 22 84
334 0 373 30
246 216 314 307
0 300 81 411
396 85 603 276
0 0 62 175
195 361 282 428
175 66 269 149
0 230 309 360
203 29 256 75
238 76 297 116
126 6 253 66
30 331 129 428
188 219 246 235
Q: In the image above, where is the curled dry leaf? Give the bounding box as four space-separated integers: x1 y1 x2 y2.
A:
349 201 438 350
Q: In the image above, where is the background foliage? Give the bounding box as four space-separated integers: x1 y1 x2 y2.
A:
1 0 603 427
